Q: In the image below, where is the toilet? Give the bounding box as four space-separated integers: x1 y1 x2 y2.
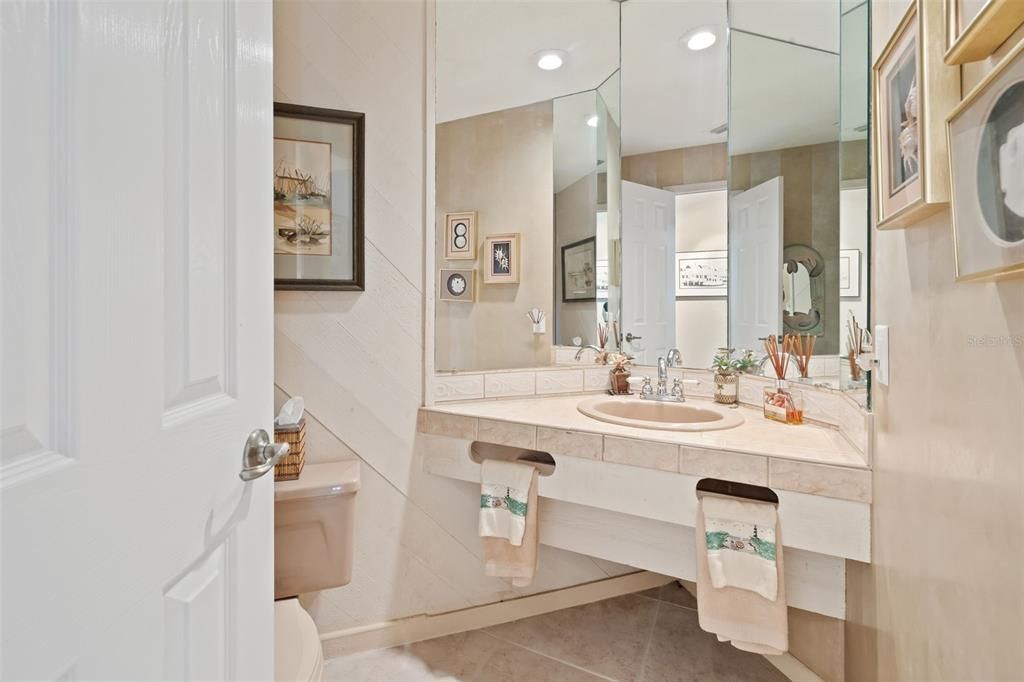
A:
273 461 360 682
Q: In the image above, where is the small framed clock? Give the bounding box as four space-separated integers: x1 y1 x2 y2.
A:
439 268 475 303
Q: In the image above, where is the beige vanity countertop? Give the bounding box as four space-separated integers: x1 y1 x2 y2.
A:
419 394 868 470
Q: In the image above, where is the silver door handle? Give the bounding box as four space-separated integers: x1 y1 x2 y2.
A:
239 429 289 481
625 332 642 342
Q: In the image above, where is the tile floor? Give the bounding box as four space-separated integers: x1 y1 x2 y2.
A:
322 583 789 682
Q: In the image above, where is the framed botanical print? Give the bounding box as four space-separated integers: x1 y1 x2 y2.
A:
561 237 597 302
944 0 1024 65
439 269 476 302
874 0 960 229
947 39 1024 281
483 233 520 284
443 212 477 260
274 103 365 290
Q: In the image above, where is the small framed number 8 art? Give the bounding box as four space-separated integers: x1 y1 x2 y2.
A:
444 212 477 260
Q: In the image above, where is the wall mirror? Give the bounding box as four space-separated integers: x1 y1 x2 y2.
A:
432 0 870 403
434 0 620 372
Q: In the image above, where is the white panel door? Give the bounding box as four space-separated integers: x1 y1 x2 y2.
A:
621 181 676 365
1 2 275 680
729 176 784 351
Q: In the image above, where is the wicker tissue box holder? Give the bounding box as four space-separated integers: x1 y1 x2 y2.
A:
273 418 306 481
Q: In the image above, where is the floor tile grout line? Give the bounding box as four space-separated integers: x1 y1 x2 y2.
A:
635 597 662 682
479 630 622 682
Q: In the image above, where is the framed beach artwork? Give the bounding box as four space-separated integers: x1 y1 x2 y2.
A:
947 40 1024 281
443 212 477 260
561 237 597 302
839 249 862 297
675 250 728 297
874 1 960 229
274 103 365 290
483 233 520 284
944 0 1024 64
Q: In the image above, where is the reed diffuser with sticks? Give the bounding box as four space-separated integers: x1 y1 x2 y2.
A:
762 335 804 425
791 333 816 379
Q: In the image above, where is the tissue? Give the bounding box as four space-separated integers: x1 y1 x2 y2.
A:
275 397 305 427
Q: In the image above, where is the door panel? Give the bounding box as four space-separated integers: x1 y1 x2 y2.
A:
1 2 274 680
621 181 676 365
729 176 783 351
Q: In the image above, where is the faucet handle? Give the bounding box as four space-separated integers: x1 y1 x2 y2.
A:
671 378 683 398
640 376 654 397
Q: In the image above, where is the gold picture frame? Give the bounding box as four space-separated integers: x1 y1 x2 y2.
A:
874 0 961 230
944 0 1024 65
483 233 520 284
443 211 477 260
946 38 1024 281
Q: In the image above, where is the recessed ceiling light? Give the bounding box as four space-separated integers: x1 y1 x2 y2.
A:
686 30 717 51
586 115 599 128
535 50 566 71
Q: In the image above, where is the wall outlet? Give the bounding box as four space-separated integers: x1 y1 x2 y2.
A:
875 325 890 386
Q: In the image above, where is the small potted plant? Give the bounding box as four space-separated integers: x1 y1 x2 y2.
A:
607 353 634 395
710 348 741 404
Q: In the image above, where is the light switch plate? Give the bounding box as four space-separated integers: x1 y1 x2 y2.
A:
875 325 890 386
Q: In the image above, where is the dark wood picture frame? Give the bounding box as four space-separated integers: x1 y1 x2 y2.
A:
274 103 365 291
561 236 598 303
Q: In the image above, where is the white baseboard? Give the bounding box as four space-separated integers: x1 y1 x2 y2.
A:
320 570 672 659
320 572 825 682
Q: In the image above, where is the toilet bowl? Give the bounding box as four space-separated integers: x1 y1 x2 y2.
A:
273 461 360 682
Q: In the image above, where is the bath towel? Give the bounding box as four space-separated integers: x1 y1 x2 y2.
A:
479 459 535 546
696 493 788 655
481 463 539 588
702 494 779 600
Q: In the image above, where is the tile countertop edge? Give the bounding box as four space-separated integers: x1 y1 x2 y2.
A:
416 397 870 471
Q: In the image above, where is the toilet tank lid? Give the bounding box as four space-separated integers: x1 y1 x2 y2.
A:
275 461 361 501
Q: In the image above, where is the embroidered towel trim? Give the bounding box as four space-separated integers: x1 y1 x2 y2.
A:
702 494 779 601
479 459 535 547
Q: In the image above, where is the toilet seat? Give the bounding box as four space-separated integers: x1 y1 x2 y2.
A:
274 598 324 682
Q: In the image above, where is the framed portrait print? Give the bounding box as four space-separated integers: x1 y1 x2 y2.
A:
274 103 365 290
947 39 1024 281
483 233 520 284
443 212 477 260
561 237 597 302
874 0 960 229
675 250 728 297
944 0 1024 65
439 269 475 302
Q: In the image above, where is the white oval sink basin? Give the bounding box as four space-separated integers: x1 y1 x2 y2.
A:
577 396 744 432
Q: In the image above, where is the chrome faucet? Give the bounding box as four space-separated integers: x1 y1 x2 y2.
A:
666 348 682 367
574 345 605 361
639 355 697 403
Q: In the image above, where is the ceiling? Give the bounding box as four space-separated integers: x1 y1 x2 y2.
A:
436 0 619 125
437 0 854 160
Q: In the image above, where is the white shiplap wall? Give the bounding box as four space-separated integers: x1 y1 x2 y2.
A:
272 0 631 633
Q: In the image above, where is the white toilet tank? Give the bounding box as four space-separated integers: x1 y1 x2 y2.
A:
274 461 360 600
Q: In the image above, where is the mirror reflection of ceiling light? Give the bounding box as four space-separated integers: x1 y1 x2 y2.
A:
535 50 566 71
686 29 717 51
586 115 599 128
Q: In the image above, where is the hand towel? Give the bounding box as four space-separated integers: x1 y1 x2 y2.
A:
479 459 535 546
702 494 779 601
482 466 539 587
696 493 788 655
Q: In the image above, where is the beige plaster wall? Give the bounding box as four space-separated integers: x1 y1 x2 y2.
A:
844 5 1024 680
